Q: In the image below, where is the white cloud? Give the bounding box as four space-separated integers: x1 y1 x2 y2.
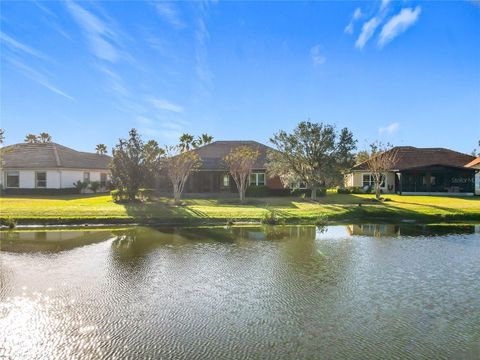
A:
65 1 119 62
154 2 185 29
148 98 184 113
0 32 50 61
379 122 400 135
353 8 362 20
378 7 421 47
5 57 74 100
344 7 362 34
310 45 326 66
355 17 381 49
380 0 390 11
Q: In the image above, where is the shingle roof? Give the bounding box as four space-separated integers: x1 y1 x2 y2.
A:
192 141 273 170
0 143 111 170
465 157 480 168
351 146 476 171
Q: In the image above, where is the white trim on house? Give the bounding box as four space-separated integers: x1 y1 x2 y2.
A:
1 168 110 190
250 172 266 186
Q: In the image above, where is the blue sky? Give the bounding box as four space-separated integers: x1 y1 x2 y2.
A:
1 1 479 154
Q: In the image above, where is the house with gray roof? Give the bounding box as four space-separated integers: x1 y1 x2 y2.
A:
181 140 285 194
0 142 111 193
345 146 476 195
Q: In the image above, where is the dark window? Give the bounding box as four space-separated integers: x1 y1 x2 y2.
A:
6 171 19 188
84 172 90 183
36 172 47 188
100 173 107 187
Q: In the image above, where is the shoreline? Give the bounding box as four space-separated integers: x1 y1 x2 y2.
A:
2 214 480 229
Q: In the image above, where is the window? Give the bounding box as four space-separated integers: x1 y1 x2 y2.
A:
250 172 265 186
223 174 230 187
100 173 107 187
362 174 385 188
362 174 371 187
6 171 19 188
83 172 90 183
36 172 47 188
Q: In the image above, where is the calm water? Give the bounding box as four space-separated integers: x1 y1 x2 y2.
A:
1 224 479 360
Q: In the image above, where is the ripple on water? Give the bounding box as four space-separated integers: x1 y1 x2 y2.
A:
1 225 479 359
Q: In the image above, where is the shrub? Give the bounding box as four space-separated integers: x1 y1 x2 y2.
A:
348 186 365 194
90 181 100 193
246 185 270 197
315 213 329 226
291 188 326 198
261 210 280 225
2 216 17 229
337 187 351 194
268 188 291 197
73 180 89 194
138 188 155 202
111 189 129 203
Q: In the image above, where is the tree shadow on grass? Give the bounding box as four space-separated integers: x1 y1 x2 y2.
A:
122 201 199 222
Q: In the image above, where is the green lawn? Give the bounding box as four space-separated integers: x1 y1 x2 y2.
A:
0 193 479 225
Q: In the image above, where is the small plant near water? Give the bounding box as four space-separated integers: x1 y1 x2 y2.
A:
2 216 17 229
261 210 281 225
226 218 235 226
315 213 329 226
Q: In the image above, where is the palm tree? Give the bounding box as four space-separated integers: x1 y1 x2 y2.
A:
24 134 38 143
39 132 52 143
96 144 108 155
0 129 4 145
179 133 194 152
193 133 214 148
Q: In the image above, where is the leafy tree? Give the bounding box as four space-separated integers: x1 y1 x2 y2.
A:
355 150 370 164
179 133 195 152
96 144 108 154
267 121 357 200
110 129 147 201
0 129 4 145
143 140 166 187
24 134 38 143
364 141 398 200
39 132 52 143
224 146 260 202
164 146 202 203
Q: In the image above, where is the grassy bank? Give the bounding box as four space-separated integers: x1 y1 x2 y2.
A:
1 193 479 226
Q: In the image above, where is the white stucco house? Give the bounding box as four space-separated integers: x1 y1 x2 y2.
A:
0 142 111 193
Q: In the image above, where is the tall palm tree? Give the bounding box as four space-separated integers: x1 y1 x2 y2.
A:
193 133 214 148
96 144 108 155
39 132 52 143
179 133 194 152
24 134 38 143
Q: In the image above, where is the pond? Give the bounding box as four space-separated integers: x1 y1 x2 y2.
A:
1 224 479 359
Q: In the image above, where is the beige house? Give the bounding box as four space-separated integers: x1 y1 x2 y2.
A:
345 146 477 196
0 142 111 193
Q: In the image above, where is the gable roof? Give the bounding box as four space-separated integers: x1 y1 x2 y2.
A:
465 157 480 168
0 142 111 170
351 146 476 171
192 140 273 170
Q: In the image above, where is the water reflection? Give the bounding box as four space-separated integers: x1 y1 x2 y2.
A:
1 224 479 359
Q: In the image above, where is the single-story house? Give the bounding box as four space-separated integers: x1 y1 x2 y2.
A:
345 146 477 196
182 140 285 194
465 157 480 195
0 142 111 194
